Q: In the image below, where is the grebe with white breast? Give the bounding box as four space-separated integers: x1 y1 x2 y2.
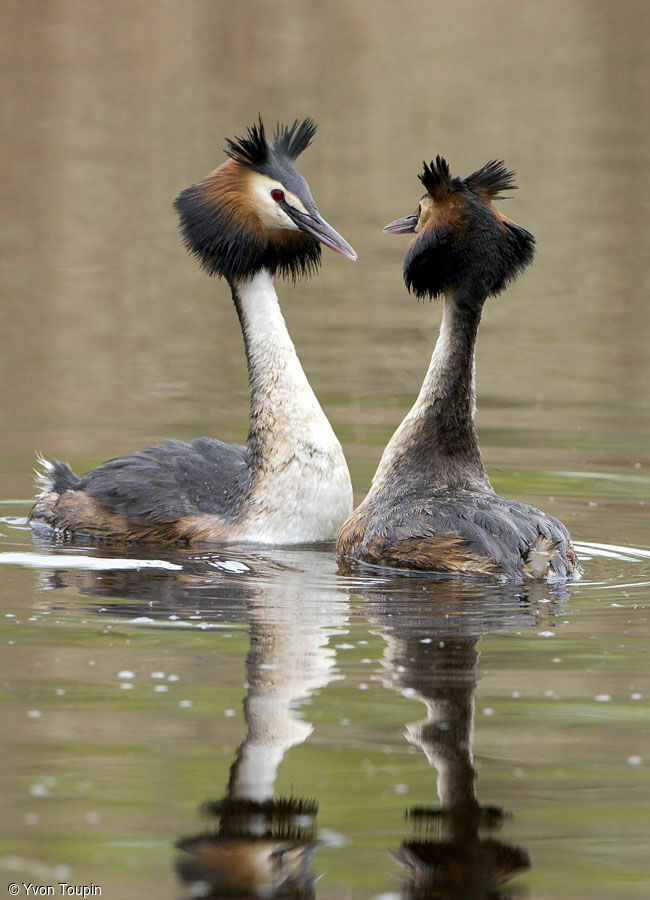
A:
31 118 356 545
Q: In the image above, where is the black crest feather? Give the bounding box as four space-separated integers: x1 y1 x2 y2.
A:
465 160 517 199
224 115 269 168
224 116 317 169
419 156 454 198
273 117 317 160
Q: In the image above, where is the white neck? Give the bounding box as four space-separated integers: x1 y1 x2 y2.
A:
230 270 352 542
229 581 348 801
235 271 323 446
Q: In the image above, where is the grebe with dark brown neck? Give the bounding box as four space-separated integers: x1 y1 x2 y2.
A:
337 157 580 580
30 118 356 545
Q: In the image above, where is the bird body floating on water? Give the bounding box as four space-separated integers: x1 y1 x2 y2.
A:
337 156 580 581
31 117 356 546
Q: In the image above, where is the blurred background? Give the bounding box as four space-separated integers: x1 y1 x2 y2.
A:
1 0 649 539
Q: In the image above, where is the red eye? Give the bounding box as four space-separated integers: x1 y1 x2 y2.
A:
271 188 285 202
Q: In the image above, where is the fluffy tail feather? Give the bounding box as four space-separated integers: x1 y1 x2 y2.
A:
34 453 81 497
523 536 561 578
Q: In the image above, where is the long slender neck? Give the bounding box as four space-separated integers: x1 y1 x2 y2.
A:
230 270 334 464
371 288 492 493
227 588 345 801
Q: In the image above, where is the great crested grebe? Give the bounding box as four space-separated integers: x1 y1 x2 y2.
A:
30 117 356 545
337 156 580 580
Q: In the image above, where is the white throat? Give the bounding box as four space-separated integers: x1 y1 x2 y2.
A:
232 270 352 542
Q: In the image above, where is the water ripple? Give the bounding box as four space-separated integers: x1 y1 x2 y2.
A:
0 551 183 571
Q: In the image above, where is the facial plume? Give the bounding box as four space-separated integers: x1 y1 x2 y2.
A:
405 156 535 300
174 117 322 282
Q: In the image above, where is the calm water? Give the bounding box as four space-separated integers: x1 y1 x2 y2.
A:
1 1 649 898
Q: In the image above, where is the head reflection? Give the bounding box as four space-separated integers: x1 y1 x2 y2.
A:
34 547 347 898
176 794 318 899
35 548 568 897
171 555 348 899
361 576 563 899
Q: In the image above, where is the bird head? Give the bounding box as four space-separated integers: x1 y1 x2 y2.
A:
174 117 356 283
384 156 535 302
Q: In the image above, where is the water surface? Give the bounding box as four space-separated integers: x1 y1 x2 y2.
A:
1 1 649 897
1 529 649 898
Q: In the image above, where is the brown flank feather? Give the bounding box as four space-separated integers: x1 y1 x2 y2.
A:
338 512 496 575
33 491 194 544
365 533 497 574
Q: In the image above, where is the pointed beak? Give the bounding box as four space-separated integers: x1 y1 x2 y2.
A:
282 205 357 260
383 213 419 235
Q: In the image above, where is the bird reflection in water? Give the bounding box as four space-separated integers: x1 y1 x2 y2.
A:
175 794 318 899
35 549 345 897
362 577 564 899
173 562 348 899
34 552 567 897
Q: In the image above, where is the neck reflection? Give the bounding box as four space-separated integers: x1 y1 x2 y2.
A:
366 579 551 899
176 574 348 899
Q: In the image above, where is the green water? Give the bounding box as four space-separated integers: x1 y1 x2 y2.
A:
1 0 649 897
1 523 649 898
